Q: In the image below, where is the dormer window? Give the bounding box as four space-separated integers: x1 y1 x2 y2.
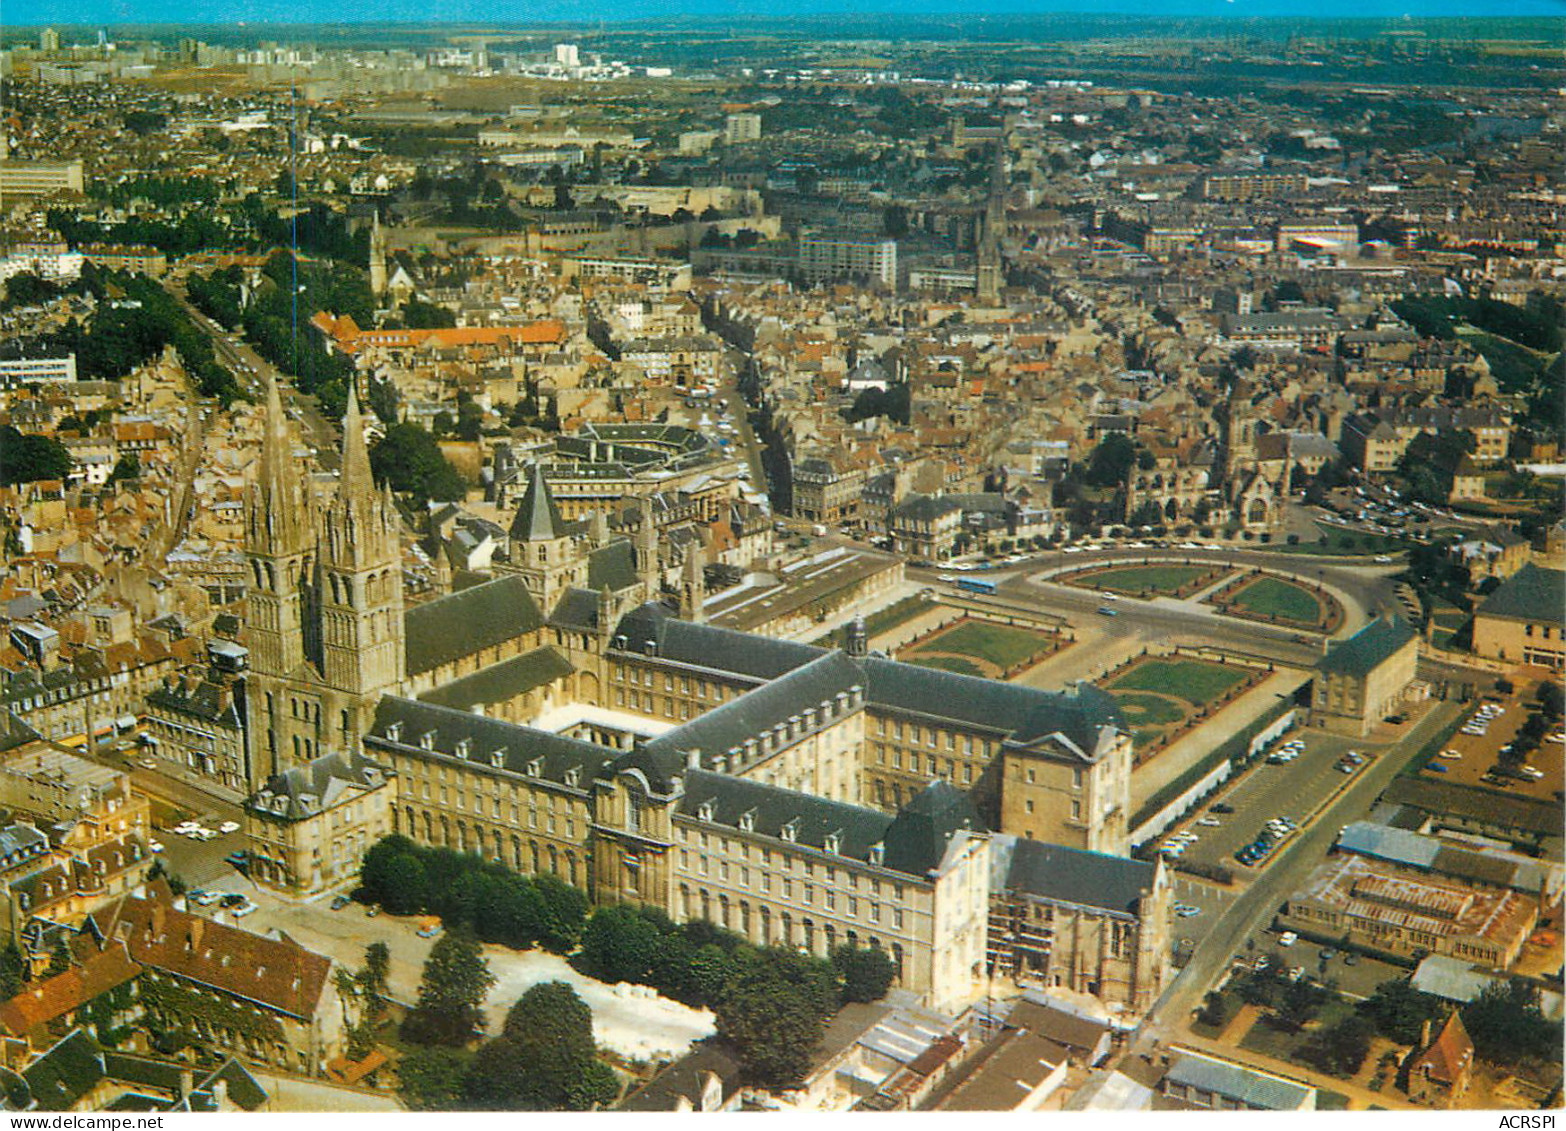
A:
739 808 756 833
418 730 436 751
781 818 799 843
455 738 471 759
490 750 505 768
564 767 581 788
698 799 715 822
868 842 885 866
385 722 402 742
824 831 841 855
527 758 543 777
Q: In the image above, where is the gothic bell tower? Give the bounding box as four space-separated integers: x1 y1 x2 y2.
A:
318 387 406 736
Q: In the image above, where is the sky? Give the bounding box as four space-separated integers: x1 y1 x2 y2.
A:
10 0 1566 25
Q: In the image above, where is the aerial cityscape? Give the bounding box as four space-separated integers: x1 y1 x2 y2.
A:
0 7 1560 1114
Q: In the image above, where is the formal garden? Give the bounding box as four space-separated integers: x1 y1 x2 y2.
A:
896 615 1063 679
1060 561 1233 599
1098 653 1263 756
1206 571 1344 633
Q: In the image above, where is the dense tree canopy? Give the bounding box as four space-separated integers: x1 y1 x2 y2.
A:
0 427 73 485
401 930 494 1047
368 422 467 502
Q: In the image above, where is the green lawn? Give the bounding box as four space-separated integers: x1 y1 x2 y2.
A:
1269 522 1410 556
904 654 986 678
1229 576 1324 624
1108 659 1250 708
1076 564 1221 596
1111 691 1189 727
906 619 1053 670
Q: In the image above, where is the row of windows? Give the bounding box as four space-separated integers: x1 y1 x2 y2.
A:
875 715 995 756
678 885 906 973
680 854 909 928
676 826 903 899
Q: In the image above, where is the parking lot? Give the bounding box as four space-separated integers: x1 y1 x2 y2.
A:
1155 726 1384 874
1417 681 1563 801
1234 925 1410 1001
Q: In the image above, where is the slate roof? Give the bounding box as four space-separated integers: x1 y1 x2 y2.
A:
248 752 390 822
548 587 603 633
1319 616 1417 677
618 1039 745 1112
934 1029 1068 1111
1383 777 1561 840
587 540 638 592
861 661 1123 757
997 835 1159 918
364 696 618 796
1476 564 1566 624
145 676 241 727
22 1029 104 1111
614 603 824 682
641 651 863 775
510 463 565 542
1163 1050 1313 1111
403 575 543 676
677 773 976 879
417 646 573 712
612 609 1123 759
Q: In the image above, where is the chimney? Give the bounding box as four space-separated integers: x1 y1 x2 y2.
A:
1419 1019 1432 1050
179 1068 194 1099
212 1078 229 1110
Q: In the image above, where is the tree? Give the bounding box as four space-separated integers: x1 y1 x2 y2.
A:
0 427 72 485
1085 433 1137 488
402 931 494 1047
832 945 896 1004
400 298 456 330
882 205 909 237
46 937 72 978
713 948 836 1089
396 1045 473 1110
367 375 400 426
105 453 140 486
577 905 663 985
0 942 24 999
369 422 466 503
1357 977 1443 1045
1273 977 1325 1034
1462 978 1558 1065
465 982 618 1110
1302 1013 1373 1076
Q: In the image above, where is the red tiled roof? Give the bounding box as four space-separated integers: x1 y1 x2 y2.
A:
101 892 331 1021
0 941 141 1037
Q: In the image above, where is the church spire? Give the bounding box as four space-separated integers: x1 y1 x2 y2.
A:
248 373 310 555
339 382 375 507
511 462 564 542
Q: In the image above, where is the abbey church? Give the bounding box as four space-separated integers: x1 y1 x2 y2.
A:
240 383 1172 1018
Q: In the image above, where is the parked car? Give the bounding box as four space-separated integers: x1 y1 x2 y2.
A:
417 923 442 938
1279 931 1298 947
148 840 165 853
232 901 258 918
330 895 351 911
218 821 240 834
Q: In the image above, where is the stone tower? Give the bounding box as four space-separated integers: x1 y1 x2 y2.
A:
504 463 585 610
976 128 1007 304
636 496 660 598
318 386 406 713
243 376 317 786
681 545 706 624
368 211 387 299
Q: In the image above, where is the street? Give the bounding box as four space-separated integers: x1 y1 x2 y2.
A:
1137 699 1466 1051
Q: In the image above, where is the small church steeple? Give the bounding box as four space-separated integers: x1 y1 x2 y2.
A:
368 210 387 298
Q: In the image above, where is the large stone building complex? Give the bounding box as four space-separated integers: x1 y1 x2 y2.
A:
239 384 1154 1015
